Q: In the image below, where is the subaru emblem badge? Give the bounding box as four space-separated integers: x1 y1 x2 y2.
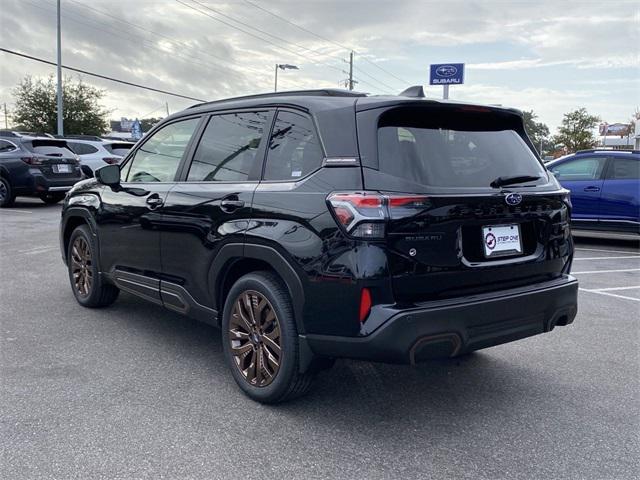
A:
505 193 522 206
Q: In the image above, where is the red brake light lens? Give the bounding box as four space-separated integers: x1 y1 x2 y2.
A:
327 192 430 238
21 156 43 165
359 288 372 323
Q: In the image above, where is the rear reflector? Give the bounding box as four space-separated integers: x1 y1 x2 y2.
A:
359 288 372 323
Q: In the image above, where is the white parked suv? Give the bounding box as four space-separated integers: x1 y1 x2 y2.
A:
64 137 134 176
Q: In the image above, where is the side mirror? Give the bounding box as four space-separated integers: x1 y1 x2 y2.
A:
95 164 121 187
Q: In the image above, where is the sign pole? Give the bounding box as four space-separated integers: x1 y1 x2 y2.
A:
443 84 449 100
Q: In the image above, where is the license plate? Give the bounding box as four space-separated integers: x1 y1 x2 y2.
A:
54 164 71 173
482 224 522 258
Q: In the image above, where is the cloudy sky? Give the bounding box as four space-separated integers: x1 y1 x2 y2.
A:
1 0 638 132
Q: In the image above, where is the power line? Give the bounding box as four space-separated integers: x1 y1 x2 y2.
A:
242 0 409 86
0 48 206 102
65 0 268 76
188 0 344 63
29 0 258 78
175 0 345 76
353 65 397 92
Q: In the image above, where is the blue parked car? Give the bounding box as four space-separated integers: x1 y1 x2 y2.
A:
547 149 639 235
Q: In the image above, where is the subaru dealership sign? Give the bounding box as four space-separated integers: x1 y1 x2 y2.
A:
429 63 465 85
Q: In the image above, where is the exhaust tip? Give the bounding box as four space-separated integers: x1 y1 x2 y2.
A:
409 333 462 365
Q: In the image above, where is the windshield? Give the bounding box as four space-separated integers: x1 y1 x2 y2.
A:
377 107 546 189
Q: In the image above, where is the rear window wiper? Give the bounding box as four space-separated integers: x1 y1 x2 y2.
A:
490 175 541 188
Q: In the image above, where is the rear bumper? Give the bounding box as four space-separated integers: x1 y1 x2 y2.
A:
304 275 578 364
13 170 81 195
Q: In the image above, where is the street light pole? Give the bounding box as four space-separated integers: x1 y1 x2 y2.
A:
56 0 63 136
274 64 278 92
274 64 299 92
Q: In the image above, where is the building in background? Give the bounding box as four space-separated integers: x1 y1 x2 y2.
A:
598 122 635 150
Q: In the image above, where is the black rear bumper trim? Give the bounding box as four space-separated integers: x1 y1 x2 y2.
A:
305 275 578 364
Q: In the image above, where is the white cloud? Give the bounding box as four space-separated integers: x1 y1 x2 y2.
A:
0 0 637 131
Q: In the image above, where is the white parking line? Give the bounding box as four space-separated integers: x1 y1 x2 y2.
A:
572 268 640 274
580 288 640 302
18 246 58 255
573 256 640 261
0 209 33 214
595 286 640 292
576 247 640 254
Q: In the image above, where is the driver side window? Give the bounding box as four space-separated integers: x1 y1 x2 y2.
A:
124 118 200 183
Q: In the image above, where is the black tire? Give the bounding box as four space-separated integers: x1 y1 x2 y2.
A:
39 192 66 204
0 177 15 207
67 225 119 308
221 271 315 403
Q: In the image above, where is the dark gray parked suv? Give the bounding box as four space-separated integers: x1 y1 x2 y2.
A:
0 134 82 207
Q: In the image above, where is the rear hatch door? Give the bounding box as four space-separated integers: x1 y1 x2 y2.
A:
356 103 572 303
24 139 80 178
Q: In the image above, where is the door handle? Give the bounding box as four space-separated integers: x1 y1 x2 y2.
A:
220 197 245 212
583 186 601 192
146 193 164 210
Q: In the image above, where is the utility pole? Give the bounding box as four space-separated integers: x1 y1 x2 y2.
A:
3 103 8 129
56 0 63 136
165 101 169 116
348 51 354 90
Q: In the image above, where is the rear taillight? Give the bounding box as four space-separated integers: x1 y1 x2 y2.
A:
21 156 44 165
102 157 120 165
327 191 431 238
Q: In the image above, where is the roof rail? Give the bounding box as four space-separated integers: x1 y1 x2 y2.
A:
576 148 640 155
188 89 367 109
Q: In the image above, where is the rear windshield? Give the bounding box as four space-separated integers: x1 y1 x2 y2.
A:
25 139 75 157
377 107 545 189
104 143 133 156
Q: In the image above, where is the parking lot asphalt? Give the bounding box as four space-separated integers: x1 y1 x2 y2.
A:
1 198 639 480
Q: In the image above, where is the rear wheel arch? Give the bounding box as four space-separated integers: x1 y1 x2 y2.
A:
211 243 306 333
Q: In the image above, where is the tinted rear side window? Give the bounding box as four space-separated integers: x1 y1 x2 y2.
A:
550 157 606 181
263 111 323 181
377 107 545 189
187 111 268 182
0 140 17 152
68 142 99 155
607 157 639 180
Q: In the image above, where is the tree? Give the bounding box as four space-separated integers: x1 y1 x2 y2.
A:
522 110 550 155
140 117 163 132
12 75 109 135
553 108 600 153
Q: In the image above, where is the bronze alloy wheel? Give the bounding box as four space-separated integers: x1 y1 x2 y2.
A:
0 181 7 203
70 236 93 297
228 290 282 387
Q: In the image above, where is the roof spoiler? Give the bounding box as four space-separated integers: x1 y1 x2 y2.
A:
398 85 426 98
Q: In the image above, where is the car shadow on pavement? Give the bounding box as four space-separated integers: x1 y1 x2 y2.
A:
106 291 558 429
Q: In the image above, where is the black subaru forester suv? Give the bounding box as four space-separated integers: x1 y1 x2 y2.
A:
60 89 578 403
